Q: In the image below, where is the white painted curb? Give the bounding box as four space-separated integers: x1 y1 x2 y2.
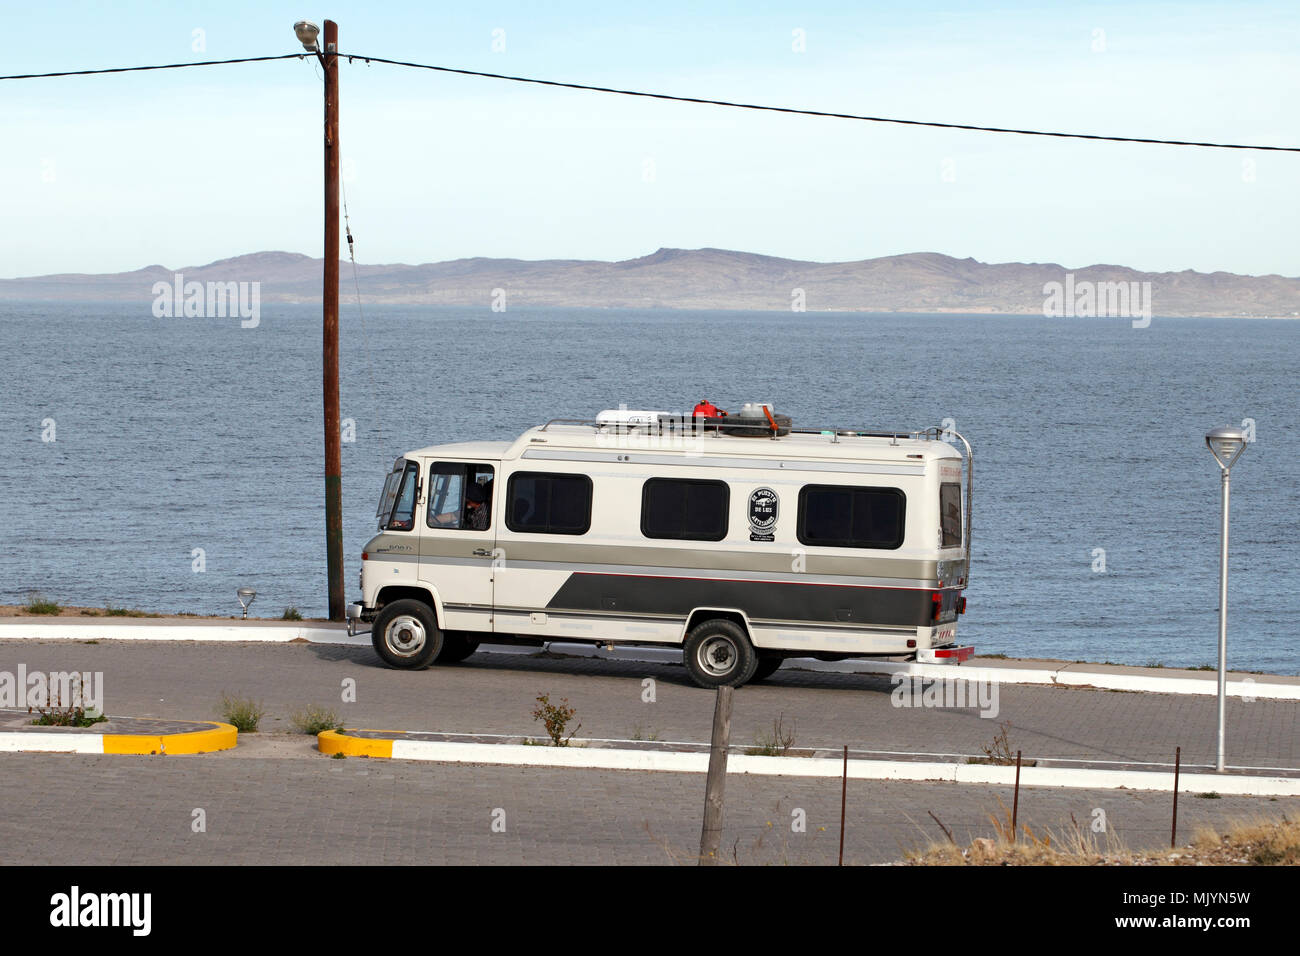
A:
0 622 367 646
380 739 1300 795
0 731 103 754
820 659 1300 701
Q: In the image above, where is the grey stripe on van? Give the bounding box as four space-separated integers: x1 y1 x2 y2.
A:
416 536 937 581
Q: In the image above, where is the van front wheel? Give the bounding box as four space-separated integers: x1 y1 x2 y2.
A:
372 599 442 669
683 619 757 688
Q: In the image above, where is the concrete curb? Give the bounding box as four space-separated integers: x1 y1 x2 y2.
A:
818 659 1300 701
0 720 237 755
316 729 1300 796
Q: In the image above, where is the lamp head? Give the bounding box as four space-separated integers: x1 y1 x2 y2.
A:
293 20 320 51
1206 426 1247 471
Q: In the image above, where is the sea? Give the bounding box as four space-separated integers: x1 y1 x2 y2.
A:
1 302 1295 673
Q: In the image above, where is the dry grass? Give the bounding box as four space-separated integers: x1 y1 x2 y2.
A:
905 804 1300 866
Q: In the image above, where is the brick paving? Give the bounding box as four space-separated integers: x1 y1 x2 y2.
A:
1 639 1297 865
2 749 1297 865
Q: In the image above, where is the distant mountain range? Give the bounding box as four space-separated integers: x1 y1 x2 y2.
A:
2 248 1297 316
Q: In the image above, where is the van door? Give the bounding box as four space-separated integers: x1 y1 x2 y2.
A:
418 460 499 633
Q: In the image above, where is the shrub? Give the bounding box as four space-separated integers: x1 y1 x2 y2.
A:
532 693 581 746
218 693 265 733
24 591 60 615
289 704 342 735
745 714 797 756
281 607 303 621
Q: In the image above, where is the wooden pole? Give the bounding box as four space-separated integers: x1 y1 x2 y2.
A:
322 19 344 621
698 685 733 865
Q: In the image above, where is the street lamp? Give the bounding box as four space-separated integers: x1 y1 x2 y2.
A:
1205 425 1247 773
293 20 320 51
293 18 345 621
236 586 257 619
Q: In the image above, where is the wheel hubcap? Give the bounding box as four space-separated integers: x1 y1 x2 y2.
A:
697 636 737 677
385 615 426 657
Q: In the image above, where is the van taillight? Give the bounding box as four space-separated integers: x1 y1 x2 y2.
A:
959 597 967 615
931 592 942 621
362 552 368 561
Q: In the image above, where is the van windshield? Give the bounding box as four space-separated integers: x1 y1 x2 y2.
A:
376 467 403 520
378 462 419 531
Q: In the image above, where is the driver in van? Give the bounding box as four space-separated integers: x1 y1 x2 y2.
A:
463 480 490 530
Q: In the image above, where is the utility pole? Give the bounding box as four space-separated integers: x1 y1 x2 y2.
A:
321 19 344 620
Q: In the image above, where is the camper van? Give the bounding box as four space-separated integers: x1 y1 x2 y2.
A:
347 406 973 689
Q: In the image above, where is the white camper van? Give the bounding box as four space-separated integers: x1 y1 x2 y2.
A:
348 406 973 688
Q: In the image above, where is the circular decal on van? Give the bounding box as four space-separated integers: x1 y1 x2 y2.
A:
748 487 779 541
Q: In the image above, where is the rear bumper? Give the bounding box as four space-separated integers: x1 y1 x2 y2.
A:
346 602 367 636
916 644 975 664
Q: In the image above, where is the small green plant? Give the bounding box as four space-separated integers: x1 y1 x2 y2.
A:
1189 664 1215 672
281 606 303 621
104 606 160 618
630 724 660 742
218 693 265 733
30 680 104 727
330 751 346 759
532 693 581 746
1144 659 1166 669
289 704 342 735
745 714 797 756
24 591 60 615
1196 792 1222 800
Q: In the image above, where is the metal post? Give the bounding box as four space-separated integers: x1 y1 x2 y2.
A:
322 19 344 621
1172 746 1181 847
699 685 733 865
1011 750 1021 842
838 744 848 866
1216 468 1229 772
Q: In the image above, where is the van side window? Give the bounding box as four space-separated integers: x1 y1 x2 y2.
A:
427 463 495 531
506 472 592 535
940 482 962 547
798 485 905 550
641 478 729 541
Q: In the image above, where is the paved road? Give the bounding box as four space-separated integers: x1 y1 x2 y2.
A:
3 741 1296 865
4 639 1298 864
2 639 1297 770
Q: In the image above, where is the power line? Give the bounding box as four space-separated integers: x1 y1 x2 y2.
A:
350 54 1300 153
0 53 304 81
2 49 1296 153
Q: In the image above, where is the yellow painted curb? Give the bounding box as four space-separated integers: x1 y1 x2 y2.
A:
102 721 238 755
317 729 397 758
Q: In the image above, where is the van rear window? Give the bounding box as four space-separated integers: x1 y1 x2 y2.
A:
506 472 592 535
940 482 962 547
797 485 905 550
641 478 729 541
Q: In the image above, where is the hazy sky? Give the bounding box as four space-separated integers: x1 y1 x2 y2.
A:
1 1 1296 278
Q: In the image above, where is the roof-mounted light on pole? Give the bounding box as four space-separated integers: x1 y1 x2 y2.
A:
1205 425 1248 773
293 20 320 52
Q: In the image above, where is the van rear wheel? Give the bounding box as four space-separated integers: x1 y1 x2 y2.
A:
440 632 481 664
750 656 783 682
683 619 758 688
372 599 442 669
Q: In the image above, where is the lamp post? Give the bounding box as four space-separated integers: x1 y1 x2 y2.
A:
1205 426 1247 773
294 19 345 621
